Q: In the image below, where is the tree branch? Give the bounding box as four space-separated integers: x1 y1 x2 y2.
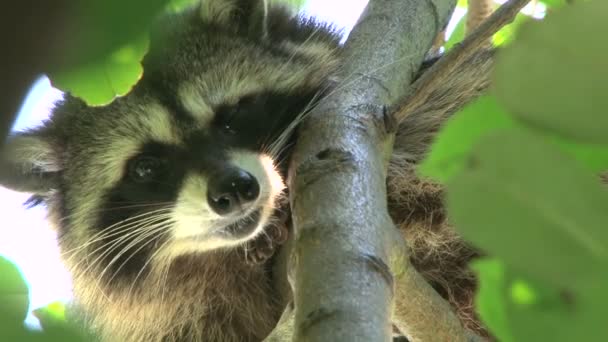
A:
393 0 531 124
287 0 457 341
391 245 483 341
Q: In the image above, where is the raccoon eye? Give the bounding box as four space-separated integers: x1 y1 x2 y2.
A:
216 96 260 134
217 107 239 135
129 156 163 183
221 107 239 134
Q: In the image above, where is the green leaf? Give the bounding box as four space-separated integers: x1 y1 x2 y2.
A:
419 95 608 183
471 259 514 342
539 0 566 7
506 274 608 342
55 0 169 68
557 140 608 173
166 0 198 12
447 129 608 287
31 302 88 341
33 302 67 331
48 0 169 105
475 260 608 342
445 14 466 50
418 96 516 183
50 36 149 106
0 257 30 341
0 256 29 323
494 0 608 144
493 13 529 46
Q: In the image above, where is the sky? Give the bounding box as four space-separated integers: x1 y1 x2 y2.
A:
0 77 70 328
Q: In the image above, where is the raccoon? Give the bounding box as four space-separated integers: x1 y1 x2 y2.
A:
0 0 488 341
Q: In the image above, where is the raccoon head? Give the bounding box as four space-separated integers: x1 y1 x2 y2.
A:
1 0 339 283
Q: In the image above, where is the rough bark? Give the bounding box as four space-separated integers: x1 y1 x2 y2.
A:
287 0 457 341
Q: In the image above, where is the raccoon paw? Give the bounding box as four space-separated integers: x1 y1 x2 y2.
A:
245 222 289 265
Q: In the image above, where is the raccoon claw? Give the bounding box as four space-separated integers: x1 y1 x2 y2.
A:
246 239 275 265
245 222 289 265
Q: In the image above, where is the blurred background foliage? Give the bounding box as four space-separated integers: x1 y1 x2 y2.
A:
420 1 608 341
49 0 309 106
3 0 607 341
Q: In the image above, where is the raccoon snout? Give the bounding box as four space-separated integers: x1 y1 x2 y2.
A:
207 169 260 215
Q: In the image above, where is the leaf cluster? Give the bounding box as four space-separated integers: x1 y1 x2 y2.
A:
0 257 86 342
420 1 608 340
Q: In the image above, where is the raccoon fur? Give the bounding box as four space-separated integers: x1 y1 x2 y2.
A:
0 0 489 341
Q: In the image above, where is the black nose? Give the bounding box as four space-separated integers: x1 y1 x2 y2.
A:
207 169 260 215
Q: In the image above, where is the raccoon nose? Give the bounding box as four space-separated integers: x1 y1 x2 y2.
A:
207 169 260 215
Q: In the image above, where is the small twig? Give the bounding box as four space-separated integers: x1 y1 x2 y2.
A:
429 29 446 56
393 0 531 124
466 0 495 42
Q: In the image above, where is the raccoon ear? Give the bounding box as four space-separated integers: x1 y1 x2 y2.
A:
0 133 61 194
199 0 268 35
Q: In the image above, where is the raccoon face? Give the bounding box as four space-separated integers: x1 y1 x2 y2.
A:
0 0 339 282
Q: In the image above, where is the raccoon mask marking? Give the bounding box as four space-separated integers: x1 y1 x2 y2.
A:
0 1 341 341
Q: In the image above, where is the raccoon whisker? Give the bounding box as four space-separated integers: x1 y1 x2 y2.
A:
63 217 167 265
59 202 173 222
270 141 295 166
104 221 171 274
55 206 173 239
264 54 402 158
89 220 171 289
270 52 413 151
61 208 174 259
61 208 174 256
263 55 346 159
263 116 299 158
265 88 327 158
90 273 112 304
72 227 166 288
126 233 174 300
262 110 302 158
158 248 174 310
62 220 169 266
89 215 172 269
102 222 172 287
71 214 173 276
265 99 313 155
97 202 175 211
